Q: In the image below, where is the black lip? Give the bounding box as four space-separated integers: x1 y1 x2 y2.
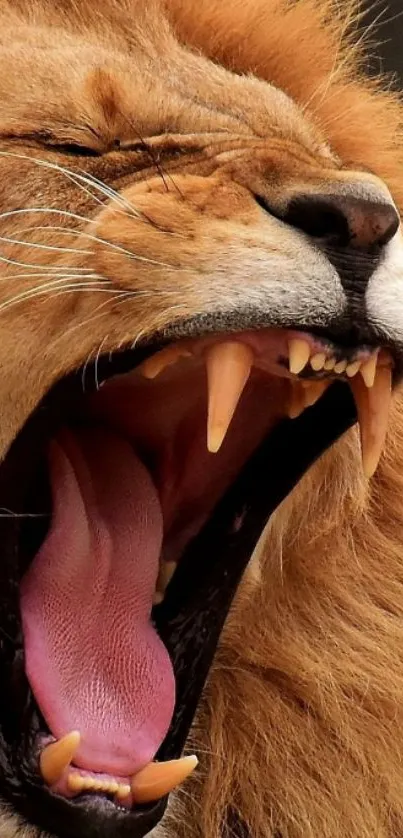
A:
0 317 389 838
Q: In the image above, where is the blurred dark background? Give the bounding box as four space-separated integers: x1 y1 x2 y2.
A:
362 0 403 84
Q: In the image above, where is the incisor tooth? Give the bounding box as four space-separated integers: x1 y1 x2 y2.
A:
346 360 361 378
67 773 84 793
310 352 326 371
108 781 119 794
206 342 253 453
334 359 347 374
350 365 392 478
288 339 311 374
116 784 131 800
131 756 198 804
141 347 192 380
40 731 81 786
324 357 336 371
360 352 379 388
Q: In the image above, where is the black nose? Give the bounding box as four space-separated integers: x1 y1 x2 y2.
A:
283 191 399 251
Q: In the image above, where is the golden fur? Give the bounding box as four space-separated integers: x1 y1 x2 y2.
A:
1 1 403 836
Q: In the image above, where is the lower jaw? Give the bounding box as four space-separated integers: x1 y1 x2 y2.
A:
0 333 360 838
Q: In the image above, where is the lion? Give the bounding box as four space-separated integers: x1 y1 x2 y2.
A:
0 0 403 836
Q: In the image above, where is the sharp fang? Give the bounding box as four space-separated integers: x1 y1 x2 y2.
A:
310 352 326 371
288 382 306 419
346 359 361 378
157 561 177 594
40 731 81 786
334 359 347 374
288 339 311 374
131 756 198 804
303 380 329 407
350 366 392 478
360 352 379 388
141 347 192 379
324 357 336 371
152 590 164 606
206 342 253 453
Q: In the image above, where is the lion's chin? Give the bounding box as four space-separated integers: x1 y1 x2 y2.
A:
0 323 391 838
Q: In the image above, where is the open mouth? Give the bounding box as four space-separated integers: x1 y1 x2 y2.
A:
0 319 396 838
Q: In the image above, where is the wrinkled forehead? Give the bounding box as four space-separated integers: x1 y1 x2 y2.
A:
0 4 328 156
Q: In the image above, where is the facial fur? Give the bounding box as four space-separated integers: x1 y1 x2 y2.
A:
1 1 403 837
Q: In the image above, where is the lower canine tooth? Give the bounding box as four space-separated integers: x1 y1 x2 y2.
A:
40 731 81 786
141 347 191 379
131 755 198 804
349 365 392 477
303 380 329 407
157 561 177 594
206 342 253 453
288 382 306 419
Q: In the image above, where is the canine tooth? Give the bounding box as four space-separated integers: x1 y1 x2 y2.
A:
310 352 326 371
116 784 131 800
287 382 306 419
157 561 177 594
350 365 392 478
334 359 347 374
206 342 253 453
324 357 336 371
141 347 192 379
40 731 81 786
360 352 379 388
346 360 361 378
131 755 198 804
303 380 329 408
288 339 311 374
152 591 164 606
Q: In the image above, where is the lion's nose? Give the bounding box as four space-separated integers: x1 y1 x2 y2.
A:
283 184 399 252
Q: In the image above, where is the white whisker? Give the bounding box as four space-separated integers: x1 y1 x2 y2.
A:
0 208 180 269
0 279 112 314
0 151 145 221
94 335 109 391
0 233 92 256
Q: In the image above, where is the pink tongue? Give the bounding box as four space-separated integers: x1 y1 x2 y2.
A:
20 427 175 777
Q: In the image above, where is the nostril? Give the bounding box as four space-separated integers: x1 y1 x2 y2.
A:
284 197 351 246
281 192 400 251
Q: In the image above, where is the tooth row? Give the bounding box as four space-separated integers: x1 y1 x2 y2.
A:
67 773 126 797
139 337 390 478
289 338 379 387
39 732 198 805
